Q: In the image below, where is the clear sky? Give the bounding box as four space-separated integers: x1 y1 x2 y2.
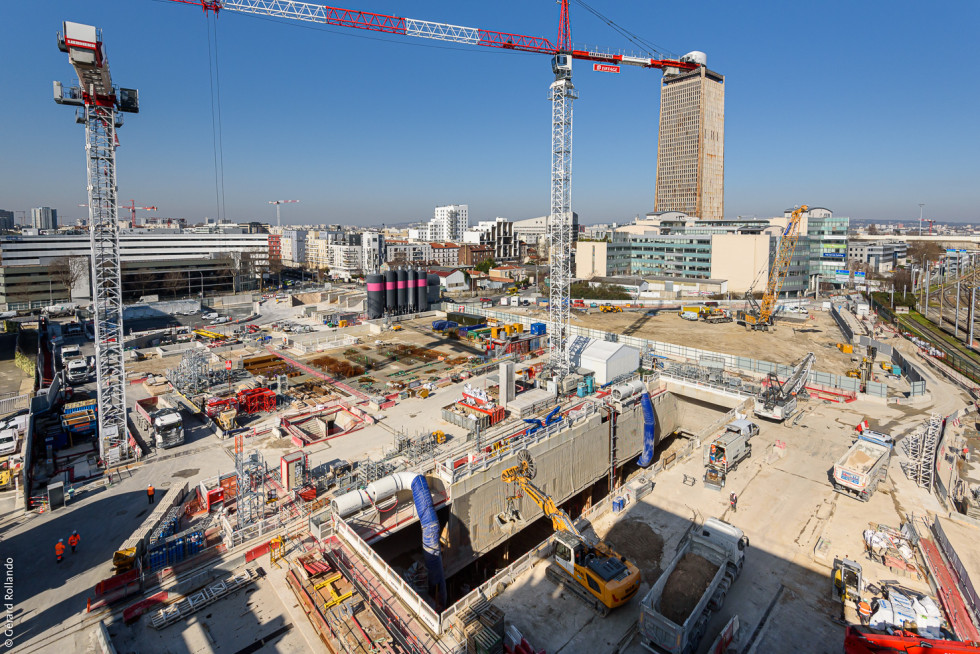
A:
2 1 978 225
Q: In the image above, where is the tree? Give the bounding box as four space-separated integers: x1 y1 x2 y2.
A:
474 257 497 274
48 255 86 301
907 240 943 265
162 271 184 298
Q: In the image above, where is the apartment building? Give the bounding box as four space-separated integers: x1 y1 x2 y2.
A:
410 204 469 242
463 217 519 262
847 240 908 273
430 243 460 267
512 213 579 246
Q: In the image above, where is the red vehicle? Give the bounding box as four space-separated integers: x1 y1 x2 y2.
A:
572 299 586 308
845 626 980 654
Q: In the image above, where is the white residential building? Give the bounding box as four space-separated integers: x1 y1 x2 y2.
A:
412 204 469 242
385 241 433 266
280 229 309 266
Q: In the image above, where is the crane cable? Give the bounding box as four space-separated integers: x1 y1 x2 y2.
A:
571 0 678 61
205 12 227 223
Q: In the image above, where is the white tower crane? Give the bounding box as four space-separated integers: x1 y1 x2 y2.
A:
54 22 140 464
169 0 701 385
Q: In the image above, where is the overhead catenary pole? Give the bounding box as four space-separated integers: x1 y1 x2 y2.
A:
956 279 960 338
971 286 976 349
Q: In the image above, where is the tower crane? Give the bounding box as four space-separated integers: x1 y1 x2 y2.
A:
500 450 640 615
269 199 299 228
80 200 158 228
168 0 701 383
738 204 809 331
54 22 140 465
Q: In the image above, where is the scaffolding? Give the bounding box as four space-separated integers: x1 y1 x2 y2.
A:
235 432 266 528
167 349 211 395
903 413 941 489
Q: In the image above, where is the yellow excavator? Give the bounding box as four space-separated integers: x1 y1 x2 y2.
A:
737 204 808 331
500 450 640 615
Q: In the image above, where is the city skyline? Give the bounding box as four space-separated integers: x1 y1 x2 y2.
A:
1 1 977 224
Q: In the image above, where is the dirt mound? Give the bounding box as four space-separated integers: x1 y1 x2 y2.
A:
660 552 719 625
603 518 664 579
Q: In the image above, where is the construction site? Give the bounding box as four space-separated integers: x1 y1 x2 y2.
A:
5 5 980 654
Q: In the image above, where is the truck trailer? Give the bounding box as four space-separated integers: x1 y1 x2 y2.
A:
639 518 748 654
703 420 758 489
134 397 185 449
833 432 892 502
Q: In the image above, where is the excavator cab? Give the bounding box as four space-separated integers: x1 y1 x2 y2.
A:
553 531 583 577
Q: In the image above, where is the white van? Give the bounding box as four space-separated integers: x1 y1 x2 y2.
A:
202 312 218 320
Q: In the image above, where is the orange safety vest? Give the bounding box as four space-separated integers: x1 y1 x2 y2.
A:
55 542 65 556
147 486 155 496
69 534 80 547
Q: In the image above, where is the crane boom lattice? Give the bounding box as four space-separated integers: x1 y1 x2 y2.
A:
548 72 576 382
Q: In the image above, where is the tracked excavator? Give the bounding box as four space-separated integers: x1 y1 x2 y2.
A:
500 450 640 615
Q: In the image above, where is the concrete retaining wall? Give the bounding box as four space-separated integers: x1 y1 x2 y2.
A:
441 389 679 576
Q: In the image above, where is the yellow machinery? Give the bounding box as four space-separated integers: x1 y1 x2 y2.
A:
500 451 640 615
391 325 403 331
832 557 863 618
218 409 237 431
737 204 808 331
313 572 354 608
837 343 853 354
193 328 226 341
432 430 447 444
599 305 622 313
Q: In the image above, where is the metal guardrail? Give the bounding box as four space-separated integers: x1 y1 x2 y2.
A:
329 511 442 634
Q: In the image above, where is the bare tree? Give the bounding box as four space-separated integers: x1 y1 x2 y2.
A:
48 256 87 301
162 271 185 298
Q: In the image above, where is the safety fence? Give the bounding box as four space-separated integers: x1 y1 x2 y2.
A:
0 392 31 416
931 516 980 625
873 296 980 387
830 303 855 343
446 303 886 400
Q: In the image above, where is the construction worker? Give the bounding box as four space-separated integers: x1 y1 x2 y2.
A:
55 539 65 563
147 484 155 505
68 530 80 554
729 491 738 513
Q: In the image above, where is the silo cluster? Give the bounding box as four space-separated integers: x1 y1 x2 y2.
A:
366 266 437 319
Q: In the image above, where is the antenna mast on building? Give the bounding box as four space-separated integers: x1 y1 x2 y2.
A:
54 21 140 464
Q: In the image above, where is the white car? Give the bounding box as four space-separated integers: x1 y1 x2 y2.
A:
202 312 218 320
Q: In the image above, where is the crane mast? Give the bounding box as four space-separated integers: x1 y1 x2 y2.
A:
169 0 700 381
54 22 140 465
548 1 576 383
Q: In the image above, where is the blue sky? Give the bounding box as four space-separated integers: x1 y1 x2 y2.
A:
2 1 977 225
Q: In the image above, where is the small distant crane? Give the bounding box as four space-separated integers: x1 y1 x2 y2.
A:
80 200 158 228
268 200 299 228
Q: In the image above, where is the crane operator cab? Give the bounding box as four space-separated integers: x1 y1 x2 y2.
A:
553 531 638 607
552 54 572 80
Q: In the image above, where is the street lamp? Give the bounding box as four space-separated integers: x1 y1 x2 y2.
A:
187 270 204 299
918 203 925 236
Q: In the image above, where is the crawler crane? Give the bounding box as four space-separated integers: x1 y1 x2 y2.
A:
738 204 809 331
501 450 640 615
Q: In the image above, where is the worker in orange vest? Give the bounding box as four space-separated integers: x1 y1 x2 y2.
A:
147 484 155 505
55 539 65 563
68 530 80 554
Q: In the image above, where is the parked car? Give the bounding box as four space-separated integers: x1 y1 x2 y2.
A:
202 312 218 320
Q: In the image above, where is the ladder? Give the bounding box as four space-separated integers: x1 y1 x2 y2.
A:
150 568 257 629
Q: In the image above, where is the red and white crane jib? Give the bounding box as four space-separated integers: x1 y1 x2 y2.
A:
168 0 700 70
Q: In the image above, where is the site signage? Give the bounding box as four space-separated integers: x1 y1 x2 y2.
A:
593 63 621 73
225 360 232 370
835 270 850 283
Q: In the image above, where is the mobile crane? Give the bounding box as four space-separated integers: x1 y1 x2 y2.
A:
500 450 640 615
737 204 809 331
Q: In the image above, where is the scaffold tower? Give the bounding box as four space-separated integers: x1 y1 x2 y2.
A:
235 432 266 528
54 22 140 464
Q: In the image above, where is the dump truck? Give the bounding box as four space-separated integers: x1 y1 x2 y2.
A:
639 518 748 654
703 420 758 490
135 397 185 449
833 432 892 502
